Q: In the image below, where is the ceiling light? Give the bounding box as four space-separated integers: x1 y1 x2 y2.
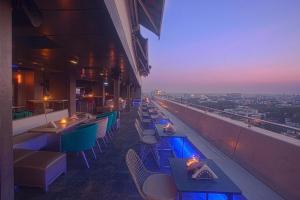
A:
69 59 78 65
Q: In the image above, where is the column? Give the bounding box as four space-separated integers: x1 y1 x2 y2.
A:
68 70 76 115
113 78 120 110
0 0 14 199
102 82 106 107
126 84 131 111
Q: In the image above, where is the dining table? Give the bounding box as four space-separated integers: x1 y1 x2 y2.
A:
169 158 242 200
29 113 89 151
29 114 88 134
154 124 187 166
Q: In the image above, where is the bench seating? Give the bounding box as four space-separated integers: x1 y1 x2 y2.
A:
13 132 48 150
14 149 36 163
13 109 69 136
14 150 66 192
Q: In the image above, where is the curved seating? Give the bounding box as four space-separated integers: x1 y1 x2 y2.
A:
95 117 109 151
135 120 158 162
97 111 118 139
126 149 177 200
135 119 155 136
61 123 98 168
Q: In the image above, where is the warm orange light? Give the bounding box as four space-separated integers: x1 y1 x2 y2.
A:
60 118 67 124
43 96 49 101
88 93 94 97
186 156 200 167
164 123 171 129
69 59 78 65
17 74 22 84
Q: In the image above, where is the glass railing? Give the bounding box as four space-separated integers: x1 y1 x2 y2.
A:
159 96 300 140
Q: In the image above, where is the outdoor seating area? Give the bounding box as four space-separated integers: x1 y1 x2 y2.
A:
13 96 288 200
126 99 245 200
14 109 142 200
13 100 246 200
13 109 120 192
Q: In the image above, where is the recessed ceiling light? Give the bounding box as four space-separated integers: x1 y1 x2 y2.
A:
69 59 78 64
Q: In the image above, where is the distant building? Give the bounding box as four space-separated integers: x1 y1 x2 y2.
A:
224 106 265 119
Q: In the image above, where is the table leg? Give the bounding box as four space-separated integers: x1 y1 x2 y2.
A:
205 193 208 200
178 192 182 200
226 193 233 200
181 137 185 158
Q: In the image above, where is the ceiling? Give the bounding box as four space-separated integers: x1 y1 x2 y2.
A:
12 0 133 83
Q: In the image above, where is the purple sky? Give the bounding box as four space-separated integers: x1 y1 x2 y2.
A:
141 0 300 94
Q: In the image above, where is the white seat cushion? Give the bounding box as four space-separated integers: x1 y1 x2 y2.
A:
141 135 157 145
143 174 177 200
143 129 155 136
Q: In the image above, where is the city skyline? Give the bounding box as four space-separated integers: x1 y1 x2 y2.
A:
141 0 300 94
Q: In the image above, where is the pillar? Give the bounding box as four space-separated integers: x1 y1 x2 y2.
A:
102 82 106 107
133 86 142 99
126 84 131 110
0 0 14 199
68 70 76 115
113 78 120 110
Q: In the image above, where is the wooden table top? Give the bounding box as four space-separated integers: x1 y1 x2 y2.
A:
29 116 88 134
155 124 186 138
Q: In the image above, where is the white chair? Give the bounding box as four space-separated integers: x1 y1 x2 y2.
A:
135 122 159 164
135 119 155 136
138 111 152 128
95 117 109 152
126 149 177 200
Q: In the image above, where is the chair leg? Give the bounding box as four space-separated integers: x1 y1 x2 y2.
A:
96 139 102 153
81 151 90 168
140 145 146 161
102 137 108 147
104 135 110 143
91 147 97 159
151 145 160 167
108 131 113 140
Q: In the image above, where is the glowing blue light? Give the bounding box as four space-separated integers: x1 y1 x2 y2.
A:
168 137 206 159
156 118 171 125
180 192 245 200
154 131 247 200
12 64 18 68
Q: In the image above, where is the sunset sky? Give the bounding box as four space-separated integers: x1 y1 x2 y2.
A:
141 0 300 94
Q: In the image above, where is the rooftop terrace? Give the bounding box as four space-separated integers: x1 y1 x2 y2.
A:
15 109 142 200
14 100 287 200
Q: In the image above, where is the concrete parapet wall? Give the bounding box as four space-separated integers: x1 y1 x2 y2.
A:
156 98 300 200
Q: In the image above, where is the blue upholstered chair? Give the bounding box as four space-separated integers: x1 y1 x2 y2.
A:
61 123 98 168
